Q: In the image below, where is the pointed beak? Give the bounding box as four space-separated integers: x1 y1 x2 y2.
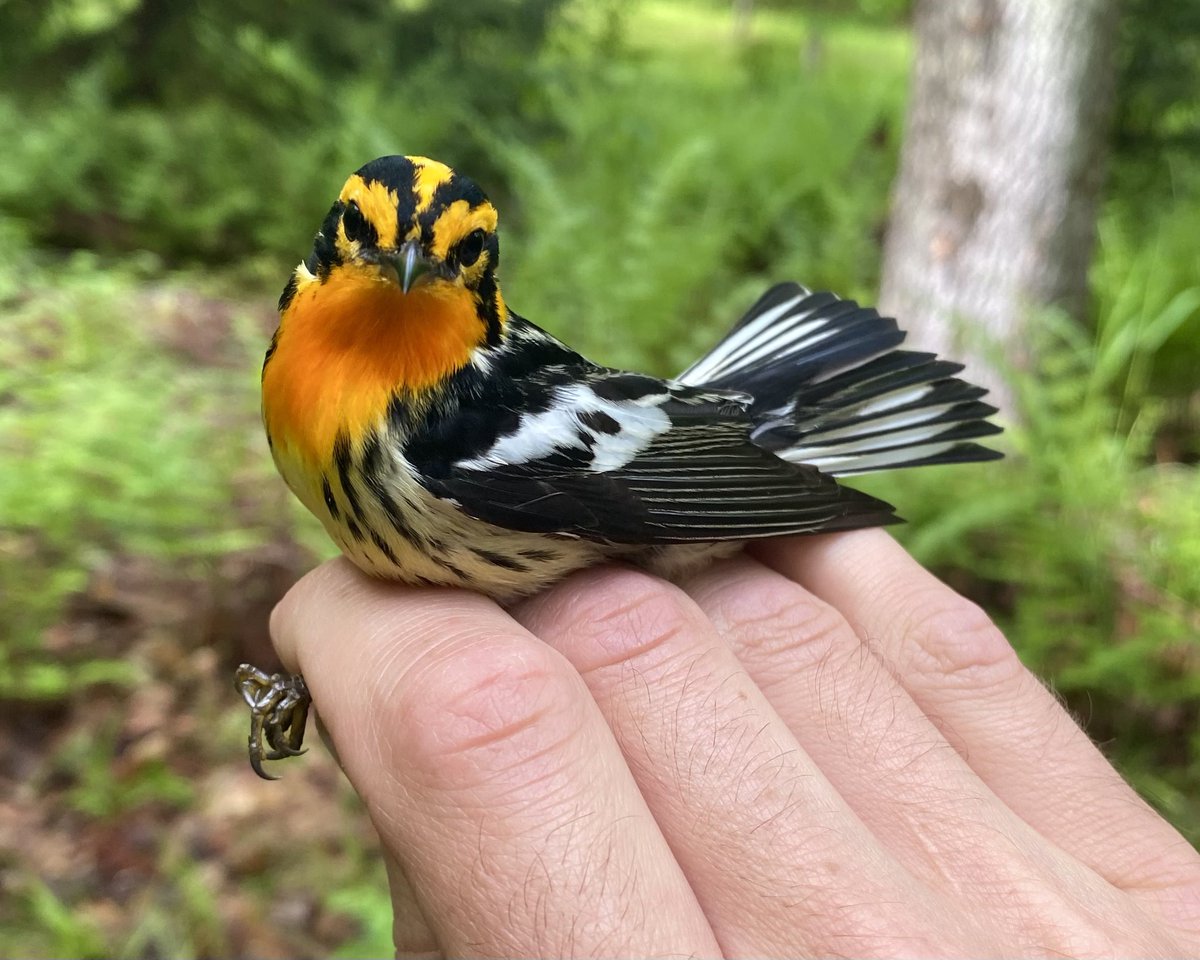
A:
397 239 431 294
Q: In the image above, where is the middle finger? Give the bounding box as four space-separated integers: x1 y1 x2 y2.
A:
514 566 971 957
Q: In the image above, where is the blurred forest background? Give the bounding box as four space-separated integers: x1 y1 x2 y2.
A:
1 0 1198 956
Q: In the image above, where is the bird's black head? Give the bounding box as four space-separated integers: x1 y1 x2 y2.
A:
289 155 501 301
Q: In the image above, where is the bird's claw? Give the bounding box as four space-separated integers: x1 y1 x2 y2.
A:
235 663 311 780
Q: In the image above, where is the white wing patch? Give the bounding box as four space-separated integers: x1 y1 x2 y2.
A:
453 383 672 474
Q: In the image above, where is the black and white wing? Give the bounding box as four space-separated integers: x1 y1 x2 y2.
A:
406 338 898 544
679 283 1003 475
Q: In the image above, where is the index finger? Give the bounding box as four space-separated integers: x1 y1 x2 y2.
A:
270 558 720 958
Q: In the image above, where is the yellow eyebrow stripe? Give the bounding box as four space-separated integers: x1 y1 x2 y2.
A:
338 175 401 247
428 199 499 261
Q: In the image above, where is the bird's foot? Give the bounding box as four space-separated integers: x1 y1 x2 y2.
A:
235 663 311 780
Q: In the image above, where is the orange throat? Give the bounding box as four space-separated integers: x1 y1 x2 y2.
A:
262 268 489 466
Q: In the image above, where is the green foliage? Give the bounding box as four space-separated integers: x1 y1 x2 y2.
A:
501 10 908 373
863 208 1200 839
1092 183 1200 410
0 0 566 260
0 252 279 697
1115 0 1200 152
4 879 108 960
326 879 396 960
787 0 913 25
57 723 195 818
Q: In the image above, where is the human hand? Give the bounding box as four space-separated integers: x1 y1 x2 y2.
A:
270 529 1200 957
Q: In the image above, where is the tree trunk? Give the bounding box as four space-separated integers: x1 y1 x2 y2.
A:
879 0 1120 412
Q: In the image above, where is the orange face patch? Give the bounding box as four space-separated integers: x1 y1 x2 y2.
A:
263 265 487 466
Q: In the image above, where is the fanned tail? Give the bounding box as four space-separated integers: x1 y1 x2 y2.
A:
678 283 1003 477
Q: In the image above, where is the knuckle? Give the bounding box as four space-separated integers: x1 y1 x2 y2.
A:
899 588 1020 689
383 634 584 785
555 567 702 674
1124 850 1200 932
703 572 845 668
1013 895 1123 959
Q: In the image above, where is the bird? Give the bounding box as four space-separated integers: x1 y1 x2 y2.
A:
237 154 1002 777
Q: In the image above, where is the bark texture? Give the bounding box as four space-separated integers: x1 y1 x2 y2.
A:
879 0 1120 409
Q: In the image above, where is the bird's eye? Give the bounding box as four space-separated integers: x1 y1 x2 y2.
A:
342 200 372 245
457 229 487 267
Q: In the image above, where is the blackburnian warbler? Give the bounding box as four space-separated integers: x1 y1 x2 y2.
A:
237 154 1001 777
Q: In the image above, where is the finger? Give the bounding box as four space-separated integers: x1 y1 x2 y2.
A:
682 556 1012 868
682 554 1170 950
383 851 441 960
272 558 720 959
754 530 1200 924
315 698 441 957
513 566 970 958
